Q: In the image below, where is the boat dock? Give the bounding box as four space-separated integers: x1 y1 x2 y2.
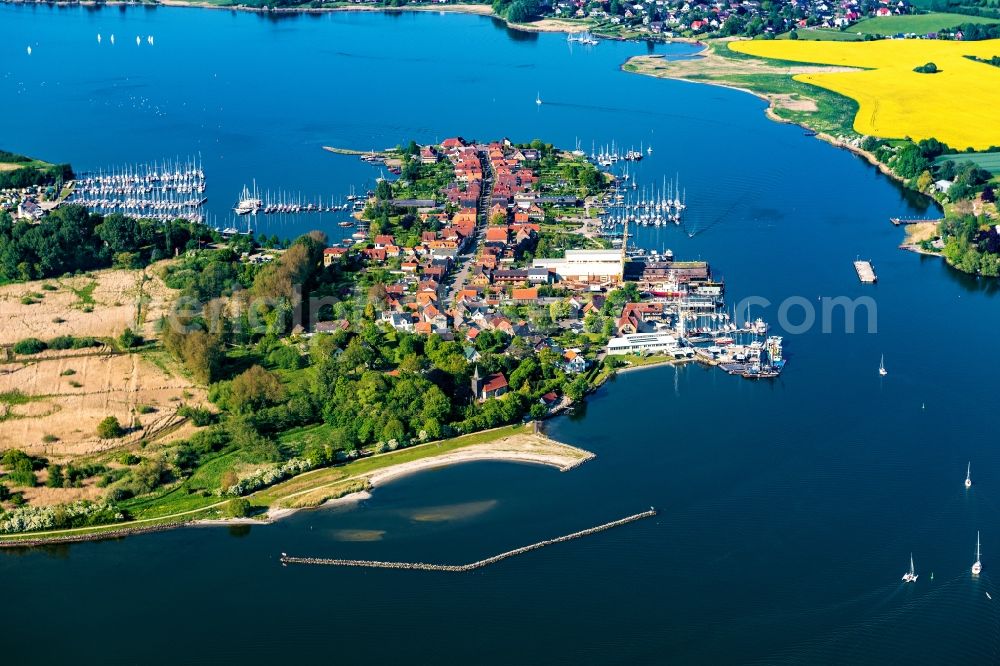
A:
280 509 657 572
854 260 877 283
890 217 943 226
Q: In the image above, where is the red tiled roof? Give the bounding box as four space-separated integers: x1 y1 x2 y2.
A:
482 372 508 393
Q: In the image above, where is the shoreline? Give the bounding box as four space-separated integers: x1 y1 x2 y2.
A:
2 0 694 44
0 426 594 547
614 356 694 376
620 45 915 191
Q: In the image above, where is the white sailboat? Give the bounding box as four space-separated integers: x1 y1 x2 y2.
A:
97 33 102 44
26 45 32 56
973 531 982 576
110 33 116 45
879 354 887 376
966 461 972 489
535 91 542 106
902 553 918 583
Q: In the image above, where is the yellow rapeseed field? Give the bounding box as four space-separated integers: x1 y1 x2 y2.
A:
729 38 1000 150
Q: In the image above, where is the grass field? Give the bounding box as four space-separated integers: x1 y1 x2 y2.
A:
777 28 864 41
730 38 1000 149
908 0 1000 16
0 423 592 542
933 151 1000 175
624 44 861 137
0 149 51 173
851 12 999 34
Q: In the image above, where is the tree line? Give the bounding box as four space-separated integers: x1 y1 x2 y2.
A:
0 205 214 282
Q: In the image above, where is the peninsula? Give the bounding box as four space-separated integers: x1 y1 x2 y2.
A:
623 36 1000 276
0 133 784 542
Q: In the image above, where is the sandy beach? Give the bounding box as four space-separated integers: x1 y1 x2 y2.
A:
188 430 594 528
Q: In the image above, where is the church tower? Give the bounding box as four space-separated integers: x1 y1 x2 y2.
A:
471 365 483 402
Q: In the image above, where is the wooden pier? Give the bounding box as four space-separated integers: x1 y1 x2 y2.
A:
280 508 657 572
854 260 877 284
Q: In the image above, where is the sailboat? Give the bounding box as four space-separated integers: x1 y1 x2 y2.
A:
535 91 542 106
902 553 918 583
26 45 32 56
97 33 102 44
879 354 887 376
973 531 982 576
110 33 115 45
966 461 973 489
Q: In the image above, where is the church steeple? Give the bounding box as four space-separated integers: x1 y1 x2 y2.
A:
471 365 483 401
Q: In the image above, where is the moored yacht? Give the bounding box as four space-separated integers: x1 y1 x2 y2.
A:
234 182 262 215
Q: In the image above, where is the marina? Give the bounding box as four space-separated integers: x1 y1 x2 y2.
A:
591 173 688 241
854 259 878 283
68 156 206 223
234 181 367 216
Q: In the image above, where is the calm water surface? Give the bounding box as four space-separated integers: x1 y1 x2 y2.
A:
3 6 1000 664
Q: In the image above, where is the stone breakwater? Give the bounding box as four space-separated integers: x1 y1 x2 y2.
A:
0 521 193 548
280 508 657 571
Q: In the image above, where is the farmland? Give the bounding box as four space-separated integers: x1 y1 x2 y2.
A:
934 151 1000 177
850 12 999 34
0 266 174 345
729 38 1000 149
0 352 204 459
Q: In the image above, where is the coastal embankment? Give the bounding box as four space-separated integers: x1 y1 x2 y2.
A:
281 508 657 571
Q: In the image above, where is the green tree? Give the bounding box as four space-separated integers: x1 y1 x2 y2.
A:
566 376 589 402
96 416 124 439
224 498 253 518
118 327 141 349
2 450 36 487
375 179 393 201
229 365 286 414
45 464 64 488
916 170 934 192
